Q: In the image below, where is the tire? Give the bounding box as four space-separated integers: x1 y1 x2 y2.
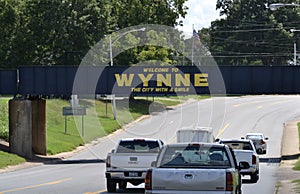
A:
250 173 259 183
106 179 116 193
119 180 127 190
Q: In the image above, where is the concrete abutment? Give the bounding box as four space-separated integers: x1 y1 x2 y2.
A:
9 99 46 158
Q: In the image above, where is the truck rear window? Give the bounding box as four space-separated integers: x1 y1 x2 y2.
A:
160 145 231 168
117 140 160 153
222 142 253 151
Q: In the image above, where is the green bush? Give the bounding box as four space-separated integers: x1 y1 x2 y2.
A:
0 99 9 141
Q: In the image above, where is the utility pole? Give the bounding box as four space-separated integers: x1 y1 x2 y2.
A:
291 29 300 65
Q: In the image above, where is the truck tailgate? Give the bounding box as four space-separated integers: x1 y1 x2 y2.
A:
233 150 253 164
152 168 226 191
110 153 157 170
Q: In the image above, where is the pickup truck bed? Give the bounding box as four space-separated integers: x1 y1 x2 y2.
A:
145 143 249 194
219 139 259 183
105 138 164 192
150 168 230 192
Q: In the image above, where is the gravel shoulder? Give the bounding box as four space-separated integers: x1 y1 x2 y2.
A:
275 119 300 194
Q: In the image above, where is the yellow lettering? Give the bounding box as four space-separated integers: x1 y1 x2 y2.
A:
138 74 153 87
115 74 134 86
157 74 171 86
175 74 190 87
194 73 208 86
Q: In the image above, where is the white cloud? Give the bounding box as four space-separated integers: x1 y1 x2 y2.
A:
177 0 223 34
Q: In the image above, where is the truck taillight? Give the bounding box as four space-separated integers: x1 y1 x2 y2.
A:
145 170 152 190
260 140 265 145
226 172 233 191
252 155 256 165
106 156 111 168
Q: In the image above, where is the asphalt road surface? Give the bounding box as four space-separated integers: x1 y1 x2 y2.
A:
1 95 300 194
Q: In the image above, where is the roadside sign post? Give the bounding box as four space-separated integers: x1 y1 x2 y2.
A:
62 106 86 136
105 94 117 120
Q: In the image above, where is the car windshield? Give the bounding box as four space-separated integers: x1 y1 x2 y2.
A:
222 141 253 151
117 140 160 153
246 135 263 139
160 145 231 168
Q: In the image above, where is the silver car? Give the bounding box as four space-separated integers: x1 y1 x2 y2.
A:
243 133 268 154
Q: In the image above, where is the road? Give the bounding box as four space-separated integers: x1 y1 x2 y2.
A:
1 95 300 194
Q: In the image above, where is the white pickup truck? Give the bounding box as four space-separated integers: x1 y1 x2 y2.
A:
105 138 164 192
218 139 260 183
145 143 250 194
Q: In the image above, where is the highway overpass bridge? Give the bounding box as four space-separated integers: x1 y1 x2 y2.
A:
2 65 300 158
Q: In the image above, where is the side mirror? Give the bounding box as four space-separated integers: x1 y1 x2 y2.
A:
238 161 250 170
256 148 265 155
151 161 156 167
265 137 269 140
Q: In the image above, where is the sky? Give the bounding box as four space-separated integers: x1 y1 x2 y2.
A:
177 0 223 35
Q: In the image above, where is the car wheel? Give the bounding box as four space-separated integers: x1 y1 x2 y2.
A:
250 173 259 183
106 179 117 193
119 180 127 190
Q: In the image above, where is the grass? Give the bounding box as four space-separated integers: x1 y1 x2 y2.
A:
0 151 26 169
293 123 300 171
0 98 9 141
0 95 202 168
292 180 300 193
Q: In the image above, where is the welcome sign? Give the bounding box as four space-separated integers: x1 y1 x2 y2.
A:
107 66 213 96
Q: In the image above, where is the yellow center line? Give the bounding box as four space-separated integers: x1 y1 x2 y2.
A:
0 178 72 193
233 100 262 107
271 100 291 105
215 123 230 139
235 99 291 108
257 100 291 109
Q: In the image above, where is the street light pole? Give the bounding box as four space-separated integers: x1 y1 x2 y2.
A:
269 3 300 11
108 27 146 120
109 27 146 66
110 36 113 66
294 42 297 65
291 29 300 65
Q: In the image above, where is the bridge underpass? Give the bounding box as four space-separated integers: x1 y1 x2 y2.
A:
2 65 300 158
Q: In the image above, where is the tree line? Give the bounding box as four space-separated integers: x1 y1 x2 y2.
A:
0 0 188 68
1 0 299 67
207 0 300 66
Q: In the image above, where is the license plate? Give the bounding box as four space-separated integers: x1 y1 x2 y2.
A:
129 172 138 177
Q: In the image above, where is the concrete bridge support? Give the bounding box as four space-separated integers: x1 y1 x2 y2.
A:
9 99 46 158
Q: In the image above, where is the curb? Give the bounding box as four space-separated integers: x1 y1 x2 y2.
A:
275 119 300 194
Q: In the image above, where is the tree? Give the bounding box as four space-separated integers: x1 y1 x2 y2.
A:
111 0 187 29
7 0 114 67
110 0 188 66
0 0 18 68
209 0 300 65
0 0 188 67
